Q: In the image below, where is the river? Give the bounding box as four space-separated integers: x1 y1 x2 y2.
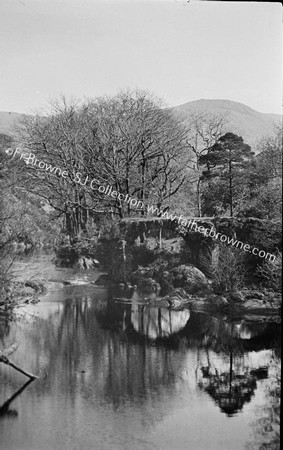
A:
0 254 281 450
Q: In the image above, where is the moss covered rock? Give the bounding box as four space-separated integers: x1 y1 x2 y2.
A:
170 264 210 294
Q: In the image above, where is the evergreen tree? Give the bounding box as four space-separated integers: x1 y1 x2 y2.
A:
199 132 254 217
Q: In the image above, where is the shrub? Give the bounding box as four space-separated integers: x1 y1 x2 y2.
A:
256 252 282 292
131 246 156 269
212 246 246 293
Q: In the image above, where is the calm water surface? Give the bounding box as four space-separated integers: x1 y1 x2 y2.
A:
0 256 281 450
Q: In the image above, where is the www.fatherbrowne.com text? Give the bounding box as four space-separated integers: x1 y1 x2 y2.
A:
5 147 277 263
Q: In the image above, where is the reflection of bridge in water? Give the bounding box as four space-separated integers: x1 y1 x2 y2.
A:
101 297 280 416
1 294 280 422
126 304 190 340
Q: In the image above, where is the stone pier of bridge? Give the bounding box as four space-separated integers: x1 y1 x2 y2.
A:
114 216 281 278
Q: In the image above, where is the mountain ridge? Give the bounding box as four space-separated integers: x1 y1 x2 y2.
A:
175 98 280 117
0 99 281 150
171 99 281 150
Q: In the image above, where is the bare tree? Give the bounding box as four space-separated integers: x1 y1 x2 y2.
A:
16 91 190 240
84 90 189 215
183 111 228 216
256 125 282 180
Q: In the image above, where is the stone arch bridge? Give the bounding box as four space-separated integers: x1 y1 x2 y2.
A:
115 216 281 277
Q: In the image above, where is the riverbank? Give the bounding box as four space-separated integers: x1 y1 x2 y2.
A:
0 280 45 321
0 251 102 322
1 248 281 327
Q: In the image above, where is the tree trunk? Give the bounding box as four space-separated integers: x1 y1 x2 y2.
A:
229 154 233 217
196 178 202 217
0 355 38 379
140 158 146 216
159 227 162 249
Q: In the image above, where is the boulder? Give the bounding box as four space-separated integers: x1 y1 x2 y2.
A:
74 257 99 270
170 264 210 293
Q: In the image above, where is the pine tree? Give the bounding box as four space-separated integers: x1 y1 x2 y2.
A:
199 132 254 217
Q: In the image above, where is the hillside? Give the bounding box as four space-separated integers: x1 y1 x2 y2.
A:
0 99 281 151
171 99 281 151
0 111 26 137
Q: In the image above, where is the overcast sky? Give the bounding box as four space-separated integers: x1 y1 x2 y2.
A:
0 0 282 114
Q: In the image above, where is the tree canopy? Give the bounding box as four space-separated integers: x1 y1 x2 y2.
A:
16 91 189 239
200 132 255 217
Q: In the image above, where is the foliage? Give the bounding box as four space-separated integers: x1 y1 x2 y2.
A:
131 245 156 268
256 252 282 292
200 132 255 217
200 178 229 216
0 134 60 306
211 246 246 293
237 127 282 221
238 179 282 220
247 357 281 449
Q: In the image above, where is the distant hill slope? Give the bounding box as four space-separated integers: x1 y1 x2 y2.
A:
0 111 26 137
0 99 281 150
171 99 281 151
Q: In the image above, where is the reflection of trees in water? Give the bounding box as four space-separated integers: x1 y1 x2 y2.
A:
1 296 280 425
29 296 110 396
198 353 263 416
0 318 12 342
101 331 187 410
246 354 281 449
182 312 281 354
2 297 189 419
183 313 281 417
0 378 34 419
95 301 190 409
95 301 281 417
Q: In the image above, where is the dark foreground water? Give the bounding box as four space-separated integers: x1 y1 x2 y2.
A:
0 259 281 450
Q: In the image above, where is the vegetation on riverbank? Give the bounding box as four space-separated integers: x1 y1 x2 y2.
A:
87 221 281 317
0 279 45 324
0 91 281 319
